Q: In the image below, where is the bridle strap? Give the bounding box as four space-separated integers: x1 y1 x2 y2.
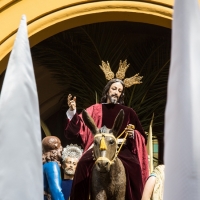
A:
93 131 129 165
112 132 128 162
95 157 113 165
94 133 116 141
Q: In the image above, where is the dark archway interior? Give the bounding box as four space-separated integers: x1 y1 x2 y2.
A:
0 21 171 164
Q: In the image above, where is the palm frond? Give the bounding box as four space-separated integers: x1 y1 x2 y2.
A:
31 22 171 142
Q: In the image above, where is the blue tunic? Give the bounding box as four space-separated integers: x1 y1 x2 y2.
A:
61 179 73 200
43 162 65 200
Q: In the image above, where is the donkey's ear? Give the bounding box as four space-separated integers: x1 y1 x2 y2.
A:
111 109 124 137
82 110 98 135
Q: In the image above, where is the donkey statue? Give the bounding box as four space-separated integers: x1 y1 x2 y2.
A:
82 109 126 200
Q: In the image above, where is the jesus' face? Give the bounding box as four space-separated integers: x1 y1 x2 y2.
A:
106 82 123 104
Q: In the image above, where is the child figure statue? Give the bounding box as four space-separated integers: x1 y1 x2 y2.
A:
42 136 65 200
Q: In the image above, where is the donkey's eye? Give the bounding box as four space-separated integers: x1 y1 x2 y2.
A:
94 140 98 145
109 139 114 145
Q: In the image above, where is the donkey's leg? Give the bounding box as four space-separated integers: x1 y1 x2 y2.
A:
91 168 108 200
90 184 107 200
114 159 126 200
94 191 107 200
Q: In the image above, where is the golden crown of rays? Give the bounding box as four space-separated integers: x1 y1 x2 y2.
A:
99 60 143 88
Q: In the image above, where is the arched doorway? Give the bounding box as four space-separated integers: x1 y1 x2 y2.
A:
0 0 172 73
0 0 173 164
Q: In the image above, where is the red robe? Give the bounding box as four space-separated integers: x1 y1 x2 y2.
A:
65 103 149 200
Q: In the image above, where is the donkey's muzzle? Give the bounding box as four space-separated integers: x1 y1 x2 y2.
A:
96 159 111 172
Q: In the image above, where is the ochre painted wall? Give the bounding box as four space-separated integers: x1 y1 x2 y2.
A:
0 0 173 74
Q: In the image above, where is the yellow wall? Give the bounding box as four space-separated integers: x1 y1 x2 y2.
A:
0 0 173 73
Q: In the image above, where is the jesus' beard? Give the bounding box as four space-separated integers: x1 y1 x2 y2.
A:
107 95 119 104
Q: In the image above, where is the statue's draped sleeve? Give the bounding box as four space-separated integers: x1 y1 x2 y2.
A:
135 130 149 186
64 104 102 151
124 108 149 186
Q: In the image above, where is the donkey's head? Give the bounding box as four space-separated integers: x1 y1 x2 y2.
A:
82 109 124 172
